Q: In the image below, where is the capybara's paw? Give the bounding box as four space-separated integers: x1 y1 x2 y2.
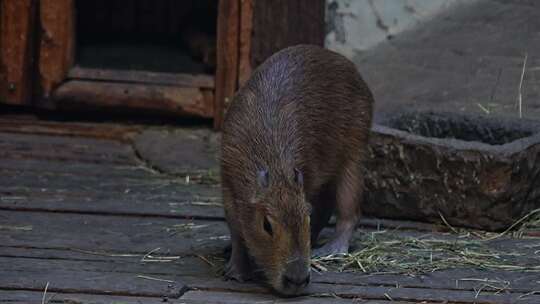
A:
224 261 252 282
312 241 349 257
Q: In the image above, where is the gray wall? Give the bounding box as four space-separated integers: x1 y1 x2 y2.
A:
325 0 474 58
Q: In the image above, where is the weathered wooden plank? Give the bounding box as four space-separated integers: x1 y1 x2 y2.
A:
0 257 189 298
0 210 229 254
0 0 37 105
0 118 142 142
0 167 216 193
249 0 326 68
181 290 409 304
0 290 421 304
38 0 75 100
0 187 479 231
0 245 222 282
312 283 540 304
187 277 540 304
2 245 538 303
53 80 214 118
0 132 137 165
68 66 215 89
0 290 175 304
0 169 444 227
0 159 152 178
0 254 213 279
0 148 134 166
2 209 537 289
214 0 240 129
0 131 131 145
312 269 540 294
0 210 539 303
201 88 215 119
0 174 223 219
1 167 537 235
237 0 254 86
3 245 539 301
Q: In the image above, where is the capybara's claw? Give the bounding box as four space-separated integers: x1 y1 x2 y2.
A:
224 262 252 282
312 241 349 258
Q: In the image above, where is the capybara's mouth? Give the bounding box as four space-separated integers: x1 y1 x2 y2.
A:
271 273 310 297
273 283 308 297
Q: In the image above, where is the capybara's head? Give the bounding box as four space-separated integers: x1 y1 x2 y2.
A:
241 168 311 296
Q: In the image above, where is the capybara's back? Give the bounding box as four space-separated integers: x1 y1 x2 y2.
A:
221 44 374 296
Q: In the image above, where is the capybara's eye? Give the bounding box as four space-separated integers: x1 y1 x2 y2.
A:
263 216 273 236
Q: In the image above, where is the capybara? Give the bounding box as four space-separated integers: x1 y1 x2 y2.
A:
220 44 374 295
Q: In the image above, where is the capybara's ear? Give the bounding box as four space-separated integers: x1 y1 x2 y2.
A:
257 169 270 188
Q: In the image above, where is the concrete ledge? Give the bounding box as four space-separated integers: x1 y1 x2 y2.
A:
364 111 540 230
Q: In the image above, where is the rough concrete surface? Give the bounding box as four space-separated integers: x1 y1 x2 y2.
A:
367 111 540 230
325 0 473 56
133 128 220 177
348 0 540 121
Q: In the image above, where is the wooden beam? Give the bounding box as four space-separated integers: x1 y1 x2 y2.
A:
238 0 254 86
249 0 326 68
0 118 142 142
67 66 215 89
38 0 75 100
53 80 214 118
214 0 240 130
0 0 37 105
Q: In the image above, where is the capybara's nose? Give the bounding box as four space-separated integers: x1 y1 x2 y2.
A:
282 272 311 288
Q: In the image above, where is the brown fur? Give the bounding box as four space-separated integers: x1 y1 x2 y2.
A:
221 45 373 295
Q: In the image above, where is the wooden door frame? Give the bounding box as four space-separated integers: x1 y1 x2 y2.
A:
0 0 38 105
37 0 221 123
213 0 240 130
37 0 75 104
1 0 325 129
213 0 254 129
0 0 255 128
213 0 326 129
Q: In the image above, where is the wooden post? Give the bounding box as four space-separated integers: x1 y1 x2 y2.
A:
0 0 37 105
238 0 254 87
38 0 75 102
214 0 326 130
214 0 240 130
248 0 326 69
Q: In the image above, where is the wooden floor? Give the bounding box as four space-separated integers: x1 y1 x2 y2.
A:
1 116 539 304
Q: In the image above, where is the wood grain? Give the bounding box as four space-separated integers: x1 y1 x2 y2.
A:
53 80 214 118
238 0 254 86
68 66 215 89
0 291 181 304
0 117 141 142
249 0 325 68
38 0 75 100
1 120 539 304
214 0 240 129
0 0 37 105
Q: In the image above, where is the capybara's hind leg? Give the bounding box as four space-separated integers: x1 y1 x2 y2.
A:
313 159 363 256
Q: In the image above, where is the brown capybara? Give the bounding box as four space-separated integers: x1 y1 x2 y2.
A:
220 44 374 296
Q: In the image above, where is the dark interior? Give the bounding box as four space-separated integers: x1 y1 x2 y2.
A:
75 0 217 74
383 112 537 145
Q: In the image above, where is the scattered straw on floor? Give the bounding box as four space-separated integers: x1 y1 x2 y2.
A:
165 222 210 236
481 208 540 241
312 228 540 275
41 282 49 304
